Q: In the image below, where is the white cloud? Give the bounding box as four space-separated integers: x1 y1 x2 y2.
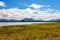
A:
0 3 60 21
0 8 35 20
28 4 44 9
46 5 50 7
0 1 6 7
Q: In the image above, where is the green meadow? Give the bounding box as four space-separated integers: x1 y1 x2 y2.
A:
0 22 60 40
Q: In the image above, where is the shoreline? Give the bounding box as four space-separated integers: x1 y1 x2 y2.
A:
0 22 56 26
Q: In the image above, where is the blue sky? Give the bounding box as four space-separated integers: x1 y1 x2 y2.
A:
0 0 60 10
0 0 60 21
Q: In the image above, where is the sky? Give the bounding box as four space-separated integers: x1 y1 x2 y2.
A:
0 0 60 21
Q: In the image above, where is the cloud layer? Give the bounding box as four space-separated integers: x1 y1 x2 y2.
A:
0 1 6 7
0 3 60 21
28 4 44 9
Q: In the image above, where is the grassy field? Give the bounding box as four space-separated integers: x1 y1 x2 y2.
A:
0 22 60 40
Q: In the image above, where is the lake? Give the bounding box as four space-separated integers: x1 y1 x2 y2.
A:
0 22 52 26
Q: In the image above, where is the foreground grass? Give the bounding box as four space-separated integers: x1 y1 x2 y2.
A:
0 22 60 40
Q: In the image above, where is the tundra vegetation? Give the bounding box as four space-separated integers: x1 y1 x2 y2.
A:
0 22 60 40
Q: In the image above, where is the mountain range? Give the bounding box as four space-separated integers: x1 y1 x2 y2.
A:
0 18 60 22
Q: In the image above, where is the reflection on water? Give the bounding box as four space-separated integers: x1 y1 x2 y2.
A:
0 22 48 26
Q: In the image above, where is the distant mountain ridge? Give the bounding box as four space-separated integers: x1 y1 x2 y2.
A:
0 18 60 22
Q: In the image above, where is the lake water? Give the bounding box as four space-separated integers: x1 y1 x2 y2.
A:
0 22 49 26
